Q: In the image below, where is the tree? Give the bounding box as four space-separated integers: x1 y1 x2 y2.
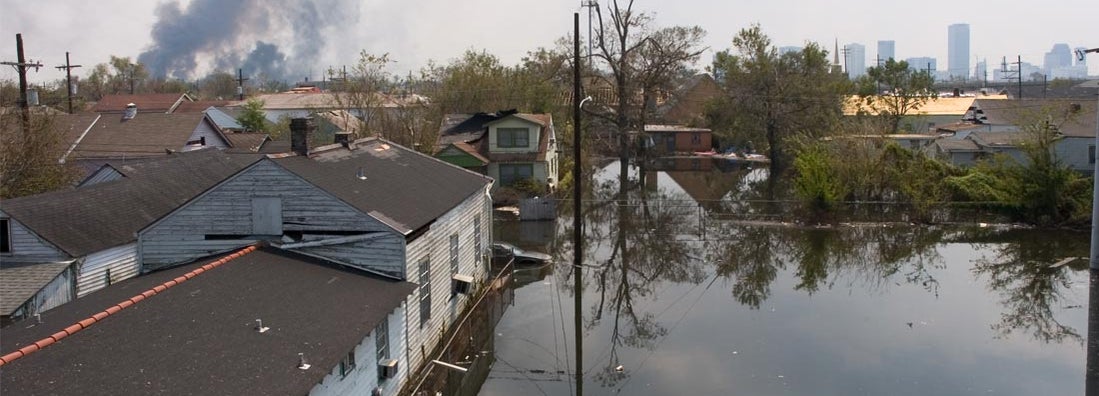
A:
328 51 395 138
590 0 706 156
197 72 238 100
855 58 937 133
236 99 268 132
706 25 845 170
0 112 79 198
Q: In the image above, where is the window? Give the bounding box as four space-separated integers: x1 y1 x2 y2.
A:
375 317 389 362
339 350 356 378
691 133 701 144
498 164 534 186
497 128 529 148
449 234 459 275
1090 145 1096 164
419 257 431 327
473 216 482 267
1 219 10 253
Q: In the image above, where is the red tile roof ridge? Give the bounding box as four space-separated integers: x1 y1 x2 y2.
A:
0 245 259 367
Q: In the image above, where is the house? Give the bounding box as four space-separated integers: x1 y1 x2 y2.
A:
90 93 194 113
1 117 494 394
133 118 494 388
0 246 418 396
642 124 712 154
0 150 259 322
931 99 1097 172
436 110 560 190
844 93 1009 133
654 73 721 125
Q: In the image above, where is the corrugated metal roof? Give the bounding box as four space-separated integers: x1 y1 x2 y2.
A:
0 247 415 395
844 95 1010 116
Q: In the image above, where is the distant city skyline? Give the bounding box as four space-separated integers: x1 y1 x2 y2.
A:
2 0 1097 84
947 24 970 79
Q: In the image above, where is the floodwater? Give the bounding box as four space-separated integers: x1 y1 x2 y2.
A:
479 159 1090 396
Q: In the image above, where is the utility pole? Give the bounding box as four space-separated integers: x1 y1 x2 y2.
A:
571 13 584 396
581 0 598 62
1013 55 1023 99
128 64 136 94
2 34 44 136
1078 45 1099 396
841 45 850 77
54 52 82 114
236 68 249 100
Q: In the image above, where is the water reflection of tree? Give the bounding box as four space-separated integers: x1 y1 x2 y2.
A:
968 229 1089 344
710 224 946 308
577 160 707 388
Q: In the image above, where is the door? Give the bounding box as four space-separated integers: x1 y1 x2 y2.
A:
251 197 283 235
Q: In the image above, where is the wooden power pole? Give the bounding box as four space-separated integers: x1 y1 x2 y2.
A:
2 33 44 136
55 52 82 114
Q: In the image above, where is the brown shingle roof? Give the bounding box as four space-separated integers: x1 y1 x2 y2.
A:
172 100 233 113
90 93 192 113
70 113 222 159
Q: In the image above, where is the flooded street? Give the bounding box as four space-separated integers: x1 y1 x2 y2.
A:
480 159 1090 395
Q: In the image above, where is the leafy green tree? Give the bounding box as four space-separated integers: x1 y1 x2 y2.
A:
236 99 268 132
706 25 845 170
854 59 937 133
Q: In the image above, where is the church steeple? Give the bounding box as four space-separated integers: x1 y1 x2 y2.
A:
832 38 843 74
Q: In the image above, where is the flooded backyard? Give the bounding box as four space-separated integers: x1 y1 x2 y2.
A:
479 159 1091 396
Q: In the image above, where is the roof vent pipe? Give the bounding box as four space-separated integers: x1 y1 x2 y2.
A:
298 353 311 370
255 319 269 333
122 103 138 121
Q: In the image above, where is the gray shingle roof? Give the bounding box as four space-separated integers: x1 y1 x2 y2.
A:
0 247 416 395
275 138 491 234
0 261 72 315
1 150 261 256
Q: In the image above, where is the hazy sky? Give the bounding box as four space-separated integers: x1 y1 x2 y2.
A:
2 0 1097 85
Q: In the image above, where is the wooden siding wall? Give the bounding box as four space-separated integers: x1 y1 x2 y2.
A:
78 167 124 187
296 234 407 278
0 212 69 262
310 305 408 396
182 121 229 152
12 264 76 318
402 187 491 377
140 160 401 272
76 243 139 298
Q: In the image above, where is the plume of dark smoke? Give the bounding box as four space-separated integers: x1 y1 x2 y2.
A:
137 0 356 82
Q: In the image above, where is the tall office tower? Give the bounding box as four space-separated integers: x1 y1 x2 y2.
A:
779 46 802 56
906 57 937 73
877 40 895 64
1044 43 1072 73
846 43 867 78
947 23 970 80
974 60 987 82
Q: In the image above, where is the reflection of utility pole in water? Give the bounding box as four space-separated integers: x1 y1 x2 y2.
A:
572 12 585 396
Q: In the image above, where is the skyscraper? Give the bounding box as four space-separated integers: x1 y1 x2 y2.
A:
1044 44 1073 74
877 40 895 64
845 43 866 78
947 23 970 80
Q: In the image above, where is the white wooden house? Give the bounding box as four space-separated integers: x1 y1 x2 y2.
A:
0 150 258 321
135 119 494 392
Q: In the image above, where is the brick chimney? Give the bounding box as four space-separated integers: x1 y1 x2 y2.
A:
290 117 315 156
